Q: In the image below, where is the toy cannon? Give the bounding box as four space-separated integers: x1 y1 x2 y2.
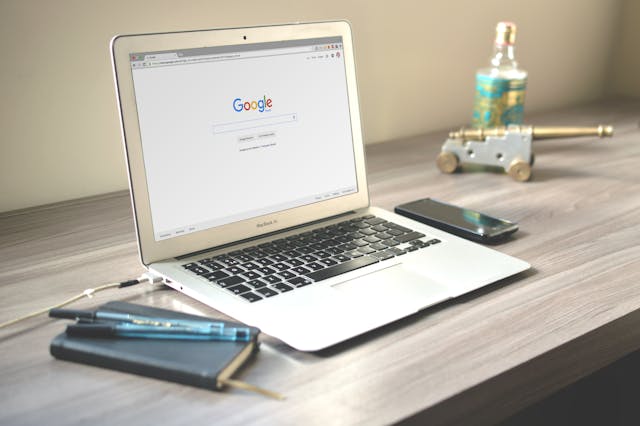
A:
436 125 614 181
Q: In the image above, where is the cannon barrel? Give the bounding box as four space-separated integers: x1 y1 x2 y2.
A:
449 125 614 141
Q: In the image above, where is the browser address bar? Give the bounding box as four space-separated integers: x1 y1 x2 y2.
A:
212 113 298 134
144 46 317 67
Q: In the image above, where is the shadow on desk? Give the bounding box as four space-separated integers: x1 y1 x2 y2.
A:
500 349 640 426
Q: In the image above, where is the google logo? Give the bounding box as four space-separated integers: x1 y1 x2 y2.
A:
233 96 273 113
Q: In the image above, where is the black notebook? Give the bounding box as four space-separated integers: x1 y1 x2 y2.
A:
50 302 263 393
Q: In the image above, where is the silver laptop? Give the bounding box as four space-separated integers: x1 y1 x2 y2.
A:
111 21 529 351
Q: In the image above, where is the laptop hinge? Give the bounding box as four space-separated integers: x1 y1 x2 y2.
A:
175 210 358 261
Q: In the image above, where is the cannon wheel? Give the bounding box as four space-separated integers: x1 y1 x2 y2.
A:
507 160 532 182
436 152 459 174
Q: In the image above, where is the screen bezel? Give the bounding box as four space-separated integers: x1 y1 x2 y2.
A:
111 21 369 265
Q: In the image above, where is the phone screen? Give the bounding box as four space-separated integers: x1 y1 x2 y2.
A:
395 198 517 241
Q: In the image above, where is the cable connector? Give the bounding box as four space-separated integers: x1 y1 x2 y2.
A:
137 272 163 285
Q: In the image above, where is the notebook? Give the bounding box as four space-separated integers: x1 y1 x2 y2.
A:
50 302 263 393
110 21 530 351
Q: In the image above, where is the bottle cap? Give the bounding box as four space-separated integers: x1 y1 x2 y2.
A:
495 22 516 45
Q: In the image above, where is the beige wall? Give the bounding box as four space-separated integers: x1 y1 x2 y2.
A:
611 0 640 97
0 0 634 212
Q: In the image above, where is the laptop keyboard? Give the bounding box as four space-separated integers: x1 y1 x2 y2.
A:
181 215 440 303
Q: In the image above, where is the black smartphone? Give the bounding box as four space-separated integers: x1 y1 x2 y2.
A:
394 198 518 243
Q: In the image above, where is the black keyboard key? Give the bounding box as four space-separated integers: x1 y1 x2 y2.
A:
263 275 282 284
319 258 338 267
233 254 254 263
363 235 381 243
410 240 429 248
213 254 230 262
242 271 262 280
357 246 376 254
257 266 276 275
364 217 386 226
218 276 245 287
292 266 312 275
345 250 364 258
358 228 377 236
250 249 269 258
285 258 304 267
334 235 353 244
427 238 441 245
340 243 358 251
256 258 274 266
226 284 251 295
385 222 412 232
288 277 313 287
394 231 426 244
270 254 287 262
272 282 294 293
369 243 388 251
334 254 351 262
375 232 393 240
203 270 230 281
386 229 405 237
314 250 332 259
239 292 263 302
310 242 327 251
185 265 209 275
371 250 395 261
241 261 260 270
353 221 370 229
371 224 388 232
388 247 407 256
226 266 245 275
300 254 318 263
247 279 268 289
277 270 297 280
283 250 302 258
352 239 369 247
272 262 290 271
306 262 325 271
220 258 240 267
257 287 278 298
306 256 379 282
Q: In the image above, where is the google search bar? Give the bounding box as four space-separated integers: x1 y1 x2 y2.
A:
212 113 298 134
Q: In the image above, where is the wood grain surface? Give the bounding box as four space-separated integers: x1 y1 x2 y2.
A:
1 99 639 425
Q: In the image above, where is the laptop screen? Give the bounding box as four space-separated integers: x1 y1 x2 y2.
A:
129 37 358 241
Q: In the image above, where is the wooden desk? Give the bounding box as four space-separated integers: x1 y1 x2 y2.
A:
1 100 639 425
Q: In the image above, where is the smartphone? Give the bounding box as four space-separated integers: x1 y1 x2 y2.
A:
394 198 518 243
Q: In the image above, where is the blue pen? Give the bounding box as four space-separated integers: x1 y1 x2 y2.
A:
65 322 252 341
49 308 226 332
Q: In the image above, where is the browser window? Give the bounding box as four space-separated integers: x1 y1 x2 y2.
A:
130 37 358 241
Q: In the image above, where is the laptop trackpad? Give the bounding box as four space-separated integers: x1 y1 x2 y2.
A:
331 263 451 310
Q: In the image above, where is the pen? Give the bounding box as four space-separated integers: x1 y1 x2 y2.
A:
49 308 226 332
65 322 252 341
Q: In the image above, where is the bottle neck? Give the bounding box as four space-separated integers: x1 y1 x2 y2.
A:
491 43 518 69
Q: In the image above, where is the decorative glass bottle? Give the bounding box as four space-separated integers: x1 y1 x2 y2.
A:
472 22 527 128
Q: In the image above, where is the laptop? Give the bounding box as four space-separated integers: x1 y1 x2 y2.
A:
111 21 530 351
